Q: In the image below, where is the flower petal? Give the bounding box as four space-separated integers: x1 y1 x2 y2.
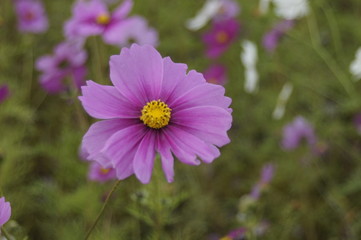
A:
0 200 11 226
79 80 139 119
162 128 200 166
112 0 133 20
170 82 232 111
159 57 188 102
110 45 164 106
82 119 137 167
101 124 149 180
165 126 220 164
157 132 174 182
133 131 156 184
104 16 158 47
165 70 205 105
172 106 232 147
36 55 56 71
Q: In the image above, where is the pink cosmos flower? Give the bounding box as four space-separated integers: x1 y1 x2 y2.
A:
250 163 275 200
15 0 48 33
104 16 158 47
260 163 275 184
0 85 9 103
281 116 317 150
88 162 117 182
203 64 227 85
80 44 232 184
36 41 87 94
263 20 294 53
203 18 240 59
0 197 11 228
64 0 133 44
214 0 240 21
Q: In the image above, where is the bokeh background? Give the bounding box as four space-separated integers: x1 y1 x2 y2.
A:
1 0 361 239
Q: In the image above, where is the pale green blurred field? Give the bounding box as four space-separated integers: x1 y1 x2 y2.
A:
1 0 361 239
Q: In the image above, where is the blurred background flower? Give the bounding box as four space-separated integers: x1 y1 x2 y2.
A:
203 18 240 58
281 116 317 151
15 0 48 33
36 41 87 93
0 85 9 104
203 64 227 85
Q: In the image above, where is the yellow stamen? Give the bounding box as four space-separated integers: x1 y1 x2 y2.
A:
140 100 171 129
100 168 110 175
96 13 110 25
216 31 229 44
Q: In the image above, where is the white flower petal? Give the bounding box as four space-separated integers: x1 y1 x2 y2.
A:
186 0 222 31
273 83 293 120
273 0 309 19
350 47 361 81
259 0 271 14
241 40 259 94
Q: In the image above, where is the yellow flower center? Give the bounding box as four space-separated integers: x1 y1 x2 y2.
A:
140 100 171 129
100 168 110 175
216 31 229 44
96 13 110 25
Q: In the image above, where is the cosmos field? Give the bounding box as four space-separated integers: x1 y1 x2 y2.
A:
1 0 361 239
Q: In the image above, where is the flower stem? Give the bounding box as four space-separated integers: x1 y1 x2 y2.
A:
306 11 356 98
67 77 88 132
1 227 12 240
84 180 121 240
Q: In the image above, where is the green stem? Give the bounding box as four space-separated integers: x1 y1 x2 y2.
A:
68 78 88 132
306 13 356 98
91 37 104 84
1 227 12 240
322 4 341 54
84 180 121 240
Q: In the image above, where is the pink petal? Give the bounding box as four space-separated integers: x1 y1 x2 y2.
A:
165 70 206 106
166 126 220 164
170 82 232 111
104 16 158 47
172 106 232 147
109 45 164 106
0 198 11 226
157 133 174 182
133 131 156 184
79 80 140 119
162 128 200 166
112 0 133 20
101 124 149 179
113 150 136 180
159 57 188 102
36 55 56 71
82 119 137 167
